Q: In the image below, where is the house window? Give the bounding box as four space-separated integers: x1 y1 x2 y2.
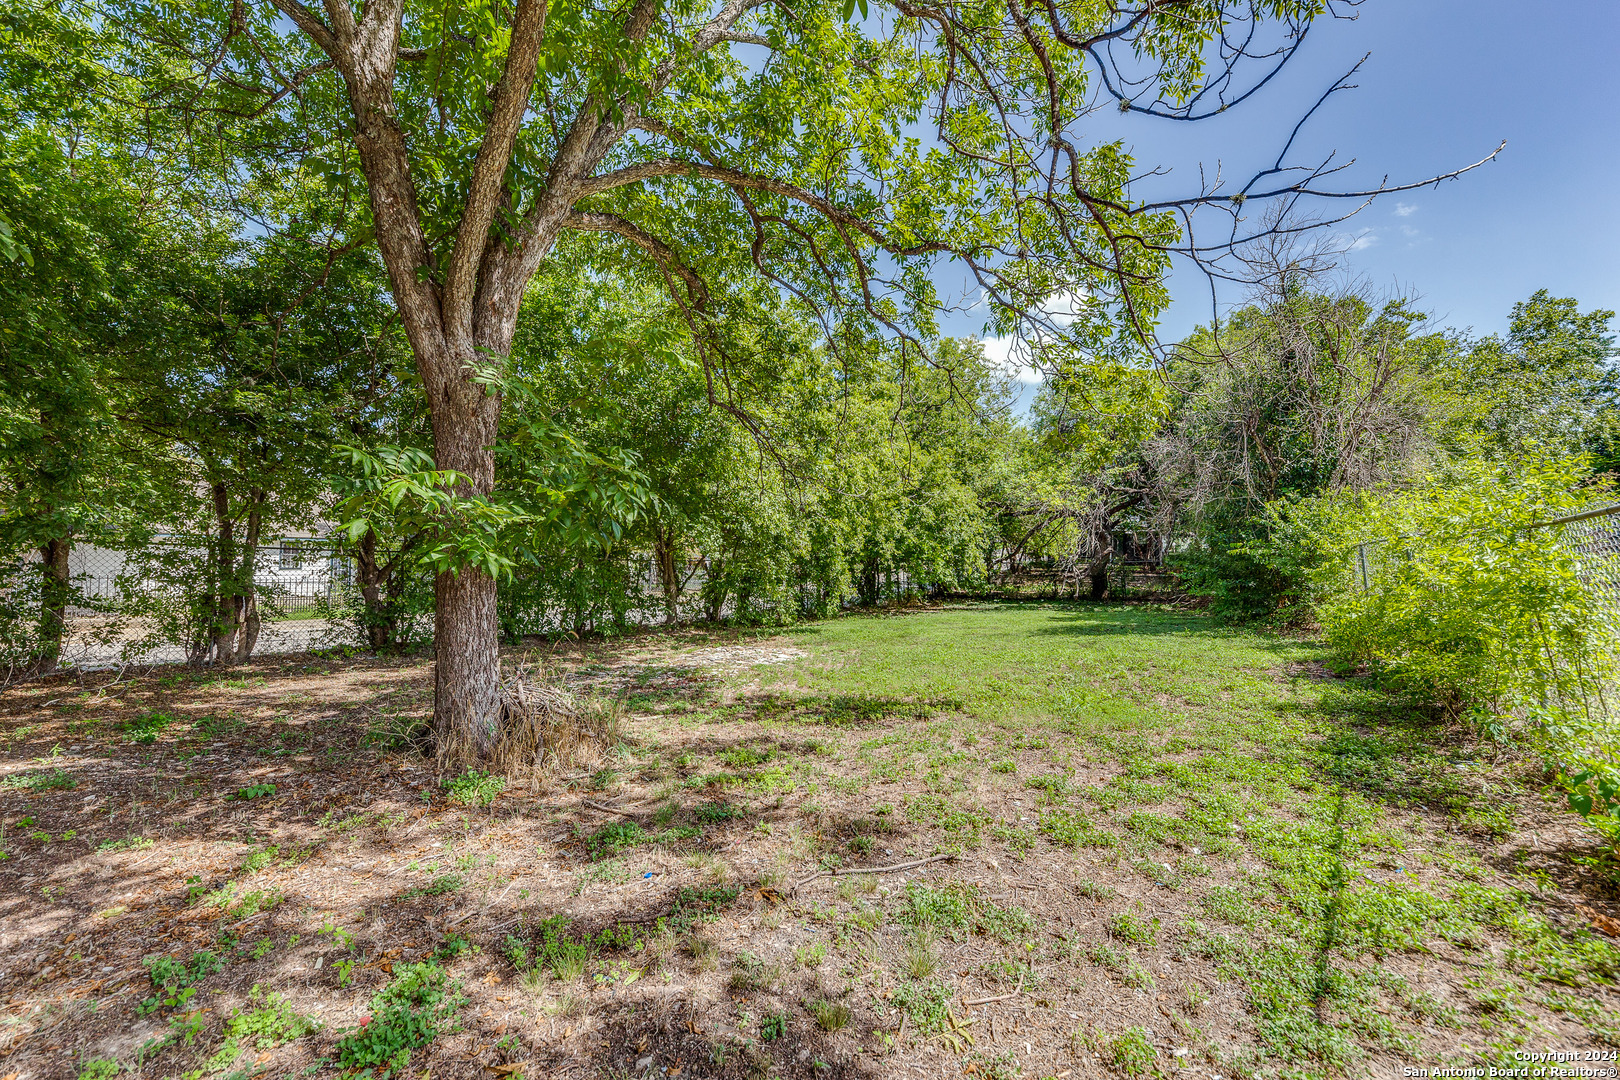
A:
280 544 302 570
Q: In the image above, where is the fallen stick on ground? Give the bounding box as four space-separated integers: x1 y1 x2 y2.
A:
581 799 640 818
963 976 1024 1008
792 853 954 891
962 989 1021 1008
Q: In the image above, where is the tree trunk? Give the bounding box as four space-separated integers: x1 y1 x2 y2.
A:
702 555 727 622
1089 560 1110 601
210 482 239 666
30 536 71 676
653 525 680 625
428 361 503 766
356 529 396 650
233 494 265 664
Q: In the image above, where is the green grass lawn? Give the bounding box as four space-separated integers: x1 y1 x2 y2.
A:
774 602 1620 1072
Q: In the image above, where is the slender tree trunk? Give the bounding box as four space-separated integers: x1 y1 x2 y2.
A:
356 529 396 650
1088 559 1110 601
1084 529 1113 601
233 495 265 664
30 536 71 675
210 482 239 666
703 555 728 622
653 525 680 625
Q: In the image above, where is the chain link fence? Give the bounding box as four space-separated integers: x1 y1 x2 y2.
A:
1345 502 1620 730
0 536 359 677
1554 504 1620 612
4 535 747 679
1351 504 1620 608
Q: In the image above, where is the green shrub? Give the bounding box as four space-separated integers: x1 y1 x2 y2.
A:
1262 455 1620 843
1272 457 1610 715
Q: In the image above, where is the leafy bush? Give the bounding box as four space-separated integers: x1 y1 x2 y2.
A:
1268 457 1610 714
1263 455 1620 842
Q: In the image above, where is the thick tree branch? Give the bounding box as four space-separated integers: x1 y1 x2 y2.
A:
264 0 337 58
442 0 548 338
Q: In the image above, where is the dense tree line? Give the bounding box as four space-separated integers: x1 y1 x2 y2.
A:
0 0 1528 770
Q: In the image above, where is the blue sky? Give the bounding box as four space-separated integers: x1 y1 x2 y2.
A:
971 0 1619 399
1149 0 1619 340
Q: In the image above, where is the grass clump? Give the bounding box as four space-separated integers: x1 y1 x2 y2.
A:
659 885 741 934
444 769 506 806
97 835 153 854
904 793 992 847
720 744 773 768
1107 1027 1157 1076
586 819 645 858
1107 911 1159 947
503 915 590 982
903 929 940 979
201 985 318 1072
194 880 283 920
806 998 851 1032
1 768 76 792
1040 807 1116 848
1085 942 1155 991
228 783 277 801
728 951 781 993
402 874 464 899
240 843 306 873
693 799 748 822
118 711 176 743
335 961 466 1078
892 980 953 1033
901 881 1034 942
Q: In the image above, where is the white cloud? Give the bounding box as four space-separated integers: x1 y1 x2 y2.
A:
1043 289 1088 328
1349 229 1380 251
1394 202 1418 217
979 335 1044 386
